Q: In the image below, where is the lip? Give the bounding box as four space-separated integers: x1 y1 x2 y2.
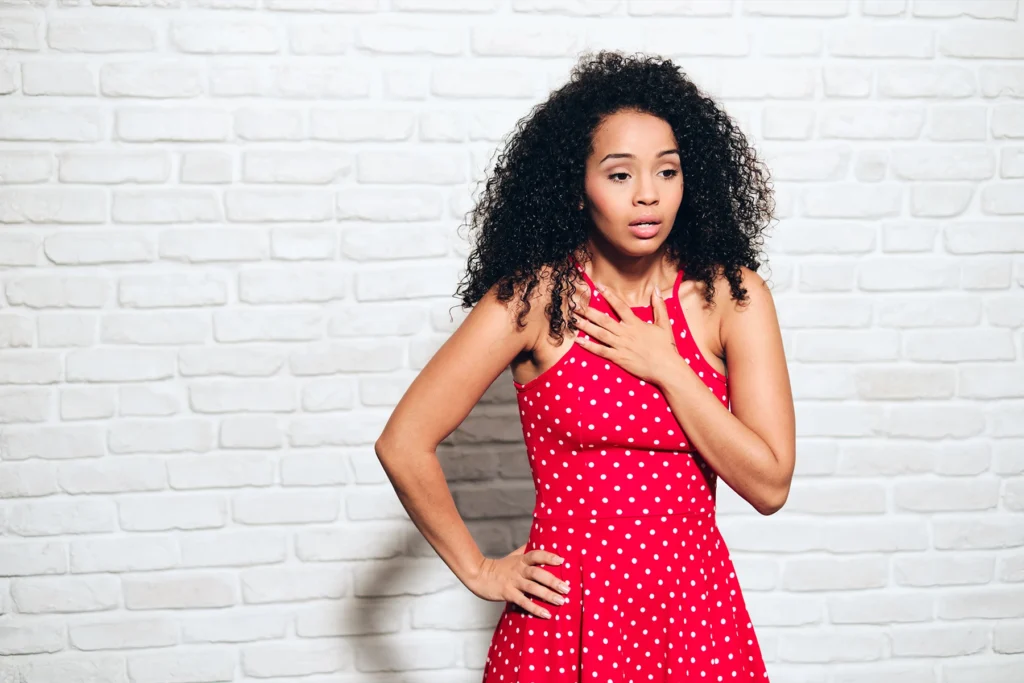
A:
628 222 660 239
629 215 661 226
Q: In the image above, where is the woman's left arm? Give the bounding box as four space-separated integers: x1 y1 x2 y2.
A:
658 266 795 515
575 265 796 515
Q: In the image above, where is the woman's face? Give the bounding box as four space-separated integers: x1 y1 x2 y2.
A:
581 109 684 258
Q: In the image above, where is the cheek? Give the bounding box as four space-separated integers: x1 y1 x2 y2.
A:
584 181 624 222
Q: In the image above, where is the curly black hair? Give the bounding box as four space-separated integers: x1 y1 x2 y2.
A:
453 50 776 346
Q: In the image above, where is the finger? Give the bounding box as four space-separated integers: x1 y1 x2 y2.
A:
526 550 563 566
574 334 610 358
524 565 571 596
652 288 670 328
596 284 635 323
575 317 615 346
510 588 553 619
519 574 568 607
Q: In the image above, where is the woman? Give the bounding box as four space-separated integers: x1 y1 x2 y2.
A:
375 51 794 682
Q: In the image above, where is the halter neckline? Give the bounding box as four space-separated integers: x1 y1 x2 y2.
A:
571 256 685 309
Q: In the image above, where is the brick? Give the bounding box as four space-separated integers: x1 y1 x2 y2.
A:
70 536 177 574
180 612 287 644
159 228 268 263
21 61 95 96
934 516 1024 550
894 554 994 587
311 108 415 141
242 150 353 184
100 61 202 98
119 385 182 417
1 424 104 460
178 346 285 377
241 565 347 603
280 452 351 486
70 618 177 651
108 419 215 454
170 21 278 54
0 623 64 655
238 267 348 304
0 188 106 223
12 575 119 613
0 540 66 575
112 190 222 224
48 20 156 52
0 107 104 141
119 495 227 531
940 26 1024 59
219 417 283 449
234 107 305 140
119 273 228 309
232 491 339 524
0 151 52 183
0 388 50 423
240 639 352 678
180 151 232 184
117 108 229 142
167 453 275 488
59 150 170 183
8 277 109 310
296 523 409 561
0 15 41 51
828 26 933 58
57 457 167 495
302 602 401 637
66 348 175 382
828 593 934 624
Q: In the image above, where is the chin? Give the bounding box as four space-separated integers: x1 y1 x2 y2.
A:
617 234 667 255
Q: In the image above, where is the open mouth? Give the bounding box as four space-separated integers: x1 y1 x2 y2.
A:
629 221 661 238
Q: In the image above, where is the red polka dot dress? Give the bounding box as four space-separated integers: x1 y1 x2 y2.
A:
481 259 770 683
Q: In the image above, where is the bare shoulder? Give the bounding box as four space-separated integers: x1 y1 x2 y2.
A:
716 265 778 345
375 275 534 454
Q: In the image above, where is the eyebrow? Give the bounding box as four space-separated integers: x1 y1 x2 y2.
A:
600 149 680 164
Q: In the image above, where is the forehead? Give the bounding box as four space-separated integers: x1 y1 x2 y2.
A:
590 110 677 156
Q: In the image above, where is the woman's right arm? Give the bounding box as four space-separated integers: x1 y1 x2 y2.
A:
373 279 568 615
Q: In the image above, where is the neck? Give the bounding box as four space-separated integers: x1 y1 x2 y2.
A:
575 246 678 306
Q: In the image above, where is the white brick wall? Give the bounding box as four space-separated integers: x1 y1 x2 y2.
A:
0 1 1022 681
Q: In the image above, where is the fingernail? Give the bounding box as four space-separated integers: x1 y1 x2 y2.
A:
554 557 564 564
559 582 569 593
596 283 606 291
540 610 551 618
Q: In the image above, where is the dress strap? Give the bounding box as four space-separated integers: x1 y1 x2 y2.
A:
571 256 598 300
672 263 685 302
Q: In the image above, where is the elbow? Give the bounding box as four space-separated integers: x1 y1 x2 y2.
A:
755 482 790 516
753 448 793 516
374 436 395 468
374 437 401 483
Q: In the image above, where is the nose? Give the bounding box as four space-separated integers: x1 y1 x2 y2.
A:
634 171 658 205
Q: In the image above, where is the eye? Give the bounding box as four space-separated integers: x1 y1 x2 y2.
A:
608 169 680 183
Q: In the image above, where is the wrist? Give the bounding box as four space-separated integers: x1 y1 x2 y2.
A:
458 553 488 587
651 350 688 388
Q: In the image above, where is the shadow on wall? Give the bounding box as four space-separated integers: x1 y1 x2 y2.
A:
355 383 533 677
